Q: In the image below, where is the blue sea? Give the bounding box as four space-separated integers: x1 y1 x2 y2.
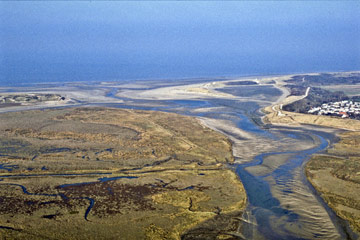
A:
0 1 359 86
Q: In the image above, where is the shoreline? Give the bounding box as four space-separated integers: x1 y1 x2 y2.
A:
3 70 359 88
1 70 358 113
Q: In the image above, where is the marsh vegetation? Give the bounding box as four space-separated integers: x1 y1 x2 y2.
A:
0 107 246 239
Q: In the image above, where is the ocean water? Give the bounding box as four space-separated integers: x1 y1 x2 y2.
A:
0 1 359 86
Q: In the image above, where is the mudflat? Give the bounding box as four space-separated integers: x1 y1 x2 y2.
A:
0 107 246 239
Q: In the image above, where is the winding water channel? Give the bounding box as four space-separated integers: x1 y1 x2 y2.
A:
104 85 355 239
0 81 357 239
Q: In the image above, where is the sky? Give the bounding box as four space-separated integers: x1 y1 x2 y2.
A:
0 1 359 84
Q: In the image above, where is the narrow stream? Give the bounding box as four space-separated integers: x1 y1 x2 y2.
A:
0 182 93 220
0 175 141 222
